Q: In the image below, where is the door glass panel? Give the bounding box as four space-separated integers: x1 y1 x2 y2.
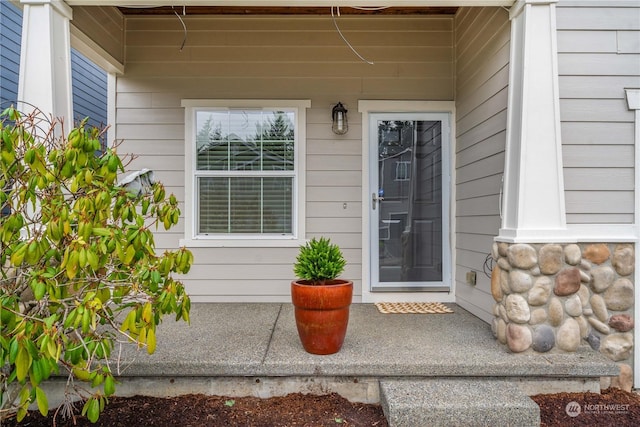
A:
377 120 443 285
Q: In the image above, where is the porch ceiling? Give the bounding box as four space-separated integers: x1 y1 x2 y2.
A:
118 6 458 15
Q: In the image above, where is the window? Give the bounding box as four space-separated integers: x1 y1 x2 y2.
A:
395 161 410 181
182 100 310 246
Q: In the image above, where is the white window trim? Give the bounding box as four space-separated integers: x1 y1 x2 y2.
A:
180 99 310 248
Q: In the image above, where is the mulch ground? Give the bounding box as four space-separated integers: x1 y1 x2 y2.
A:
532 387 640 426
4 392 388 427
5 387 640 426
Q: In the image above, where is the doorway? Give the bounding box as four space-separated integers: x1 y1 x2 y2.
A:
368 112 451 292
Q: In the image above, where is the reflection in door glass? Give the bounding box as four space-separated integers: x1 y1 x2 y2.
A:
377 120 443 283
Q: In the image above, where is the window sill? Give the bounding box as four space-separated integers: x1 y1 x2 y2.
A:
178 238 305 248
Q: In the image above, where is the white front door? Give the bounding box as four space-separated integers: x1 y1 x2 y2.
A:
368 112 451 293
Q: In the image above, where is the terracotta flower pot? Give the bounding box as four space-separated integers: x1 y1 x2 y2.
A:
291 279 353 355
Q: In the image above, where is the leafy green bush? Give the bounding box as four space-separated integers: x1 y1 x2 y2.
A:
0 108 192 423
293 237 346 285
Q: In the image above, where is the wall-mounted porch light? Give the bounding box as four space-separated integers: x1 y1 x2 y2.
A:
332 102 348 135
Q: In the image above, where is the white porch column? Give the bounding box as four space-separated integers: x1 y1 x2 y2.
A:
17 0 73 129
498 0 567 243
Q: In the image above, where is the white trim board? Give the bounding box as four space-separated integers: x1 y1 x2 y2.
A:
358 100 456 304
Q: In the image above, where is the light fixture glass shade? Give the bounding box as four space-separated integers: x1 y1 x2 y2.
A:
332 102 348 135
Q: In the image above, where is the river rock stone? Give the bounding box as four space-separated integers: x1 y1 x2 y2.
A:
565 295 583 317
509 270 533 293
576 315 589 338
491 242 500 260
609 314 634 332
583 243 610 264
580 259 592 272
590 294 609 322
539 244 563 275
554 268 581 296
499 304 508 323
497 318 507 344
591 266 615 293
604 278 634 311
500 269 510 295
528 277 552 306
612 244 634 276
491 318 498 338
498 242 509 257
588 317 610 334
579 270 591 284
529 308 547 325
506 323 532 353
507 244 537 270
611 363 633 392
491 266 502 302
577 285 590 307
548 298 564 326
532 325 555 352
564 244 582 265
586 332 600 351
497 257 511 272
557 318 581 352
600 333 633 361
505 294 530 323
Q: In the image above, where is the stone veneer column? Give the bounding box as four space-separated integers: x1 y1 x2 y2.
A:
491 242 635 391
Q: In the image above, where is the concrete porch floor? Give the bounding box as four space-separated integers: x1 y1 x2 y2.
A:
39 303 620 425
107 303 617 394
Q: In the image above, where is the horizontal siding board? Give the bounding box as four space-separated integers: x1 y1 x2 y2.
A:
117 108 184 124
307 217 362 234
307 186 361 202
126 30 454 48
557 30 618 53
456 195 500 217
559 75 640 98
456 174 502 200
561 122 635 145
456 216 501 235
567 213 635 224
456 88 508 135
617 31 640 53
126 45 454 63
558 53 640 75
126 16 454 32
456 232 497 254
564 168 634 190
456 153 505 185
456 110 507 146
307 171 361 187
560 99 634 122
124 61 453 79
306 202 362 219
456 65 508 120
566 191 635 214
120 139 185 156
306 155 361 171
117 124 185 140
556 7 640 30
562 145 635 167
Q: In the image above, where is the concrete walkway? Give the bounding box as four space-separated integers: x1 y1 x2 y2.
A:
42 303 618 426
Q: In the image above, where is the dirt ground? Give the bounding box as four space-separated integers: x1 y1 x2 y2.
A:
6 388 640 426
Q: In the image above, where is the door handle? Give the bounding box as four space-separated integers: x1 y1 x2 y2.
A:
372 192 384 210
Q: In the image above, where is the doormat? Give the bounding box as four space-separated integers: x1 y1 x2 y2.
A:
375 302 454 314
